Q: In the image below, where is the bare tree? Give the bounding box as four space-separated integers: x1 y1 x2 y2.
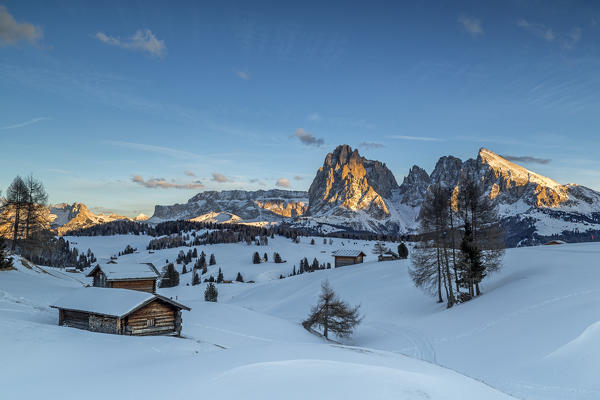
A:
23 175 49 240
372 242 389 257
1 176 28 251
302 280 362 339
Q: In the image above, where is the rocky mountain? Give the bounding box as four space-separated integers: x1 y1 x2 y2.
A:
148 190 308 224
146 145 600 246
50 203 128 235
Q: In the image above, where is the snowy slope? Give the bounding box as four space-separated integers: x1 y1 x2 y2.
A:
4 236 600 399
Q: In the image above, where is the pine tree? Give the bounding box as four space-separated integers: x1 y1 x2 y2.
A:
398 243 409 259
235 272 244 282
311 258 319 271
182 265 187 274
217 268 224 283
252 252 261 264
274 252 283 263
311 238 315 245
263 252 268 262
302 281 362 339
209 253 216 265
192 271 200 286
204 282 218 302
159 263 180 288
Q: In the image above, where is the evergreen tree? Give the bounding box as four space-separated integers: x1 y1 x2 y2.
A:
182 265 187 274
274 252 283 263
263 252 268 262
235 272 244 282
217 268 224 283
0 238 14 269
192 271 200 286
209 253 216 265
302 281 362 339
311 258 319 271
252 252 261 264
204 282 218 302
311 238 315 245
159 263 180 288
398 243 409 259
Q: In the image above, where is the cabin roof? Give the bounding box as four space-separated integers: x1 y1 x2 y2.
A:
50 287 190 318
86 263 160 281
332 250 366 258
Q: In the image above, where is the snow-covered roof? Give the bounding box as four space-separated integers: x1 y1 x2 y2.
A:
332 250 366 257
50 287 190 317
86 263 159 281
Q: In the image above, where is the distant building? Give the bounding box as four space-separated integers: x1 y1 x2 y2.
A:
87 263 160 293
51 287 190 336
332 250 366 267
544 240 566 245
378 250 399 262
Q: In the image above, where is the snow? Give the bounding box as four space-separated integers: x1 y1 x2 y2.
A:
51 287 154 317
89 262 160 280
332 249 366 257
2 236 600 399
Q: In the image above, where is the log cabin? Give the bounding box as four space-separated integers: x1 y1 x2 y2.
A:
50 287 190 336
86 263 160 293
332 250 366 267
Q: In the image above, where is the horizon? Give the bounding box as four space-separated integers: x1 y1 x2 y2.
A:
2 1 600 216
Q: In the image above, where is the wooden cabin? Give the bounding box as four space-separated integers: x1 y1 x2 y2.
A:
51 287 190 336
87 263 160 293
544 240 566 246
332 250 366 267
378 250 399 262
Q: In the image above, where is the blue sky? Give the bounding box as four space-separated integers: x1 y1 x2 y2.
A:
1 1 600 216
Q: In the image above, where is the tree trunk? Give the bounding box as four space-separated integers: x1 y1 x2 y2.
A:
436 248 443 303
11 207 20 251
475 282 481 296
444 247 454 308
323 300 329 338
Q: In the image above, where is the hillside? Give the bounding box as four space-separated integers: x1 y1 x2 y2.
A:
0 235 596 399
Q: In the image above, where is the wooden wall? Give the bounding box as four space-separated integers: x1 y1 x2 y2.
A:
334 256 363 267
110 279 155 293
125 300 178 336
62 310 90 330
61 310 118 334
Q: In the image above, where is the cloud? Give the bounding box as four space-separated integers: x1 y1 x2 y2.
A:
184 170 196 177
458 15 484 37
292 128 324 147
276 178 290 188
294 176 303 181
95 29 166 57
307 112 321 122
359 141 384 149
0 6 43 46
501 155 551 165
211 172 230 183
1 117 49 130
235 70 249 80
560 27 582 50
517 19 555 42
388 135 443 142
106 141 201 159
132 175 204 189
249 178 266 186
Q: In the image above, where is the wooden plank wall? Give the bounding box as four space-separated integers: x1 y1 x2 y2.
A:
126 301 176 336
62 310 90 330
110 279 155 293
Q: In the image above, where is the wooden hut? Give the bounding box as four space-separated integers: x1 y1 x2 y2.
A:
51 287 190 336
332 250 366 267
544 240 566 246
378 250 399 262
87 263 160 293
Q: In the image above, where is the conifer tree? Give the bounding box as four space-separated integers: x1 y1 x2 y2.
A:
263 252 268 262
274 252 283 263
204 282 218 302
0 238 14 269
217 268 224 283
209 253 216 265
235 272 244 282
159 263 180 288
252 252 261 264
302 281 362 339
182 265 187 274
398 243 409 259
192 271 200 286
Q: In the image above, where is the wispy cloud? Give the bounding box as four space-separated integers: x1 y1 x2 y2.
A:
235 70 249 80
517 19 554 42
388 135 443 142
212 172 230 183
1 117 49 130
184 170 196 177
291 128 324 147
276 178 290 188
0 6 42 46
249 178 266 186
96 30 166 58
132 175 204 189
294 176 303 181
307 112 321 122
107 141 201 159
560 27 582 50
458 15 484 37
359 141 384 149
501 154 551 165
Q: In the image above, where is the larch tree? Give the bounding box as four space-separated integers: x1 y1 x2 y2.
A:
372 242 389 257
302 280 362 339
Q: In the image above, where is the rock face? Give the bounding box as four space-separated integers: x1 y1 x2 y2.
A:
398 166 430 207
149 190 308 224
307 145 398 219
50 203 128 235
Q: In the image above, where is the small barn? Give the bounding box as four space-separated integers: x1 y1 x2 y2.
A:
87 263 160 293
51 287 190 336
544 240 566 246
378 250 399 262
332 250 366 267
